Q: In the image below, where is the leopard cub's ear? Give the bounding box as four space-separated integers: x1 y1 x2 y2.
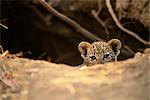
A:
78 41 92 58
107 39 122 55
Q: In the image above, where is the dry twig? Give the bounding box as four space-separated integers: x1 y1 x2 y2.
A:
92 10 110 40
0 45 4 54
123 45 135 55
91 0 110 40
96 0 102 15
36 0 103 41
0 23 8 29
31 6 52 26
37 52 47 60
105 0 150 45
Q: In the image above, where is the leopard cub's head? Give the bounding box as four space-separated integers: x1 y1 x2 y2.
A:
78 39 122 66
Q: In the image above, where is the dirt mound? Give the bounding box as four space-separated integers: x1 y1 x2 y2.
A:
0 49 149 100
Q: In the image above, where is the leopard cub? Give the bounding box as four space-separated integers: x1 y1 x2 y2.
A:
78 39 122 66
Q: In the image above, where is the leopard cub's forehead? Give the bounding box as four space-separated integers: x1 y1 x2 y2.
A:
91 41 113 53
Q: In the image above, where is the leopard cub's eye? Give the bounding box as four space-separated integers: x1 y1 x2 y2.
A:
104 54 109 58
90 56 96 60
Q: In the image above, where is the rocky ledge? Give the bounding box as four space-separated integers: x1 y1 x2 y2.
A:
0 49 149 100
